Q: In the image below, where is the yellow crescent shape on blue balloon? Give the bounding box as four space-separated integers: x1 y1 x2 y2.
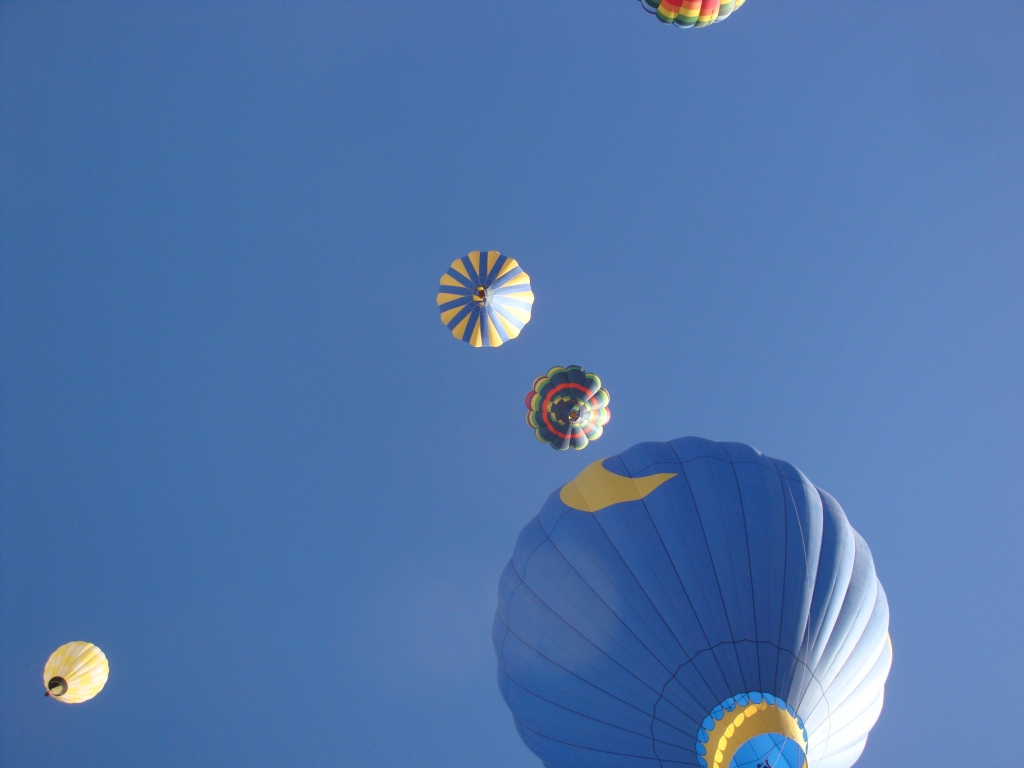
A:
559 459 676 513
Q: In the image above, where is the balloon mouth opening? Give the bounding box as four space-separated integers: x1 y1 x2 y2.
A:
697 693 808 768
567 407 582 423
473 286 487 304
729 734 807 768
46 677 68 697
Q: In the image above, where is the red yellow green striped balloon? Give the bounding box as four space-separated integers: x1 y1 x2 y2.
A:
526 365 611 451
640 0 746 27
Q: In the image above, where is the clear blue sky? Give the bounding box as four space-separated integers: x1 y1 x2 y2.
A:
1 2 1022 766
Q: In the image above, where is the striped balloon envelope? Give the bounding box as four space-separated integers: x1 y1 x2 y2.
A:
436 251 534 348
526 365 611 451
44 641 109 704
640 0 746 27
494 437 891 768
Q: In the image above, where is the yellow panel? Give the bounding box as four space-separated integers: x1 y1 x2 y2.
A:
440 273 465 288
468 251 481 275
560 460 676 513
497 256 519 278
502 272 531 287
451 258 471 280
502 289 536 303
486 250 498 276
450 314 470 341
496 313 521 339
440 307 463 324
436 291 465 306
502 305 532 324
469 320 483 347
487 316 503 347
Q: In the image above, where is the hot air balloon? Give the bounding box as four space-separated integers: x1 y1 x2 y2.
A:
526 365 610 450
494 437 891 768
640 0 746 27
44 641 109 703
437 251 534 348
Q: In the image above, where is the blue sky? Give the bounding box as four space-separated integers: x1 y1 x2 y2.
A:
1 2 1022 766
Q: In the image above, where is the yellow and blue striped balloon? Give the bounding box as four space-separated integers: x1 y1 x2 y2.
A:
437 251 534 348
44 641 109 704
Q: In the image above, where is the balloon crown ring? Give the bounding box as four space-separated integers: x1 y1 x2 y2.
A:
696 692 809 768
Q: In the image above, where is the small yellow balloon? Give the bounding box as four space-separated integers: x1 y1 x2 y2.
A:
43 642 109 704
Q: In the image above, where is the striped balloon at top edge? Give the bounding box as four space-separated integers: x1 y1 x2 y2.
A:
641 0 746 27
437 251 534 348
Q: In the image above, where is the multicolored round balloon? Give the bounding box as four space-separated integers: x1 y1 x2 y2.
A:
526 365 610 450
640 0 746 27
436 251 534 348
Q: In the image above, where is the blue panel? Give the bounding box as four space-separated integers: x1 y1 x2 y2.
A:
517 537 671 697
545 510 682 681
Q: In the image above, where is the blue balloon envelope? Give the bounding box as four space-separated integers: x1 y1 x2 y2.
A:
493 437 891 768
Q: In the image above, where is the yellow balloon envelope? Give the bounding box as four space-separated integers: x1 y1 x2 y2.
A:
44 641 109 703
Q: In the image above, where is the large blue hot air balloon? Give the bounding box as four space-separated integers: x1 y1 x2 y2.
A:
493 437 891 768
